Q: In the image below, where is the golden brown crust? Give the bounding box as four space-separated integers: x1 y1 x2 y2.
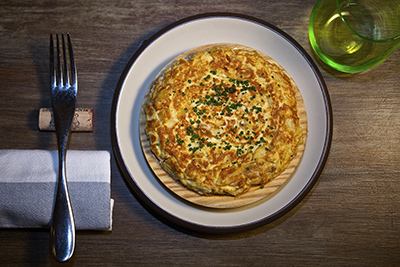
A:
144 45 304 197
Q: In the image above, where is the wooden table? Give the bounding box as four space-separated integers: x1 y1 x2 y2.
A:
1 0 399 265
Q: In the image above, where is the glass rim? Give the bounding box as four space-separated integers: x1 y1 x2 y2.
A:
337 0 400 43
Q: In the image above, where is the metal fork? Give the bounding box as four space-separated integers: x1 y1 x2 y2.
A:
49 33 77 263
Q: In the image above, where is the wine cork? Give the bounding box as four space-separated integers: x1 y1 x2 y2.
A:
39 108 94 132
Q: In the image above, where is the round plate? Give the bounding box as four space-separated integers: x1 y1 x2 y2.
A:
111 12 332 233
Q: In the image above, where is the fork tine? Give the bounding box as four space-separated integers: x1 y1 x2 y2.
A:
62 34 74 86
62 34 69 86
56 34 63 87
67 33 76 86
50 34 56 88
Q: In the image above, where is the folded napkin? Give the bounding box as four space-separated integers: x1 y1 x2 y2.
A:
0 149 113 231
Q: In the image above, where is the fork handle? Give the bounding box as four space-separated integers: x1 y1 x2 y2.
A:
50 149 76 262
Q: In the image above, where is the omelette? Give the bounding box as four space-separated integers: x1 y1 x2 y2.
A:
143 45 305 197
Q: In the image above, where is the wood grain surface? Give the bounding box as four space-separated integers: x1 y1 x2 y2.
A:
139 43 307 209
1 0 400 266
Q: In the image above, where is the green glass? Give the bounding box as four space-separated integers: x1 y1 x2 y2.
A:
309 0 400 73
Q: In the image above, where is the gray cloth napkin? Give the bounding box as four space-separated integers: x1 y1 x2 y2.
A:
0 149 113 231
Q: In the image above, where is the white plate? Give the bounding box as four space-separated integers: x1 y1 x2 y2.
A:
111 13 332 233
